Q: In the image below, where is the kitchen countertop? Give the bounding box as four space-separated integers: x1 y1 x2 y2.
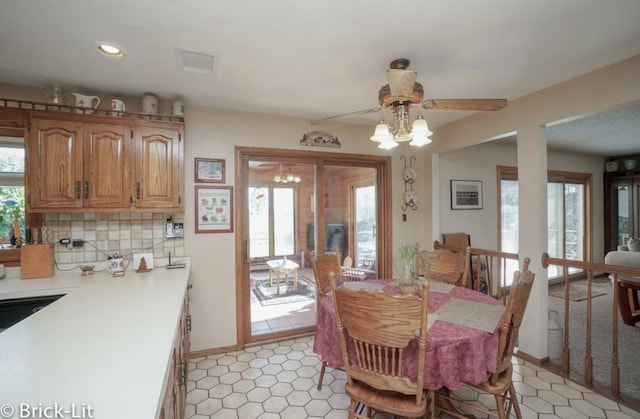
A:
0 262 190 419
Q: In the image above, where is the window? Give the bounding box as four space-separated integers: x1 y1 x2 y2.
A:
0 137 25 244
498 166 591 281
248 186 295 259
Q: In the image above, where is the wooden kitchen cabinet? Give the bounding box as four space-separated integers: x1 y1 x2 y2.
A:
28 119 131 210
133 126 183 210
26 111 183 212
159 290 190 419
604 171 640 253
27 118 85 209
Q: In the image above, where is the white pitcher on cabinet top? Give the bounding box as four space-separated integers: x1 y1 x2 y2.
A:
72 93 100 113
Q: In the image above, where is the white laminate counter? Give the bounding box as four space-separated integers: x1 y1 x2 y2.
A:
0 264 190 419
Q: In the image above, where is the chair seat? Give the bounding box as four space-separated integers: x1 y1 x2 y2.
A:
346 380 428 418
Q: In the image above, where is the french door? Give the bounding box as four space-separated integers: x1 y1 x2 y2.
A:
236 147 392 345
498 166 591 282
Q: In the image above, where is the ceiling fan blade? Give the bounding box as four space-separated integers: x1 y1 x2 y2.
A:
310 107 381 125
422 99 508 111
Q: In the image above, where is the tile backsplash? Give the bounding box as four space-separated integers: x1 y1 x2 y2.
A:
43 212 185 264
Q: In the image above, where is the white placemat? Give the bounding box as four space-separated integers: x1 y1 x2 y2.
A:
342 282 386 291
434 298 505 333
424 280 455 294
427 314 438 331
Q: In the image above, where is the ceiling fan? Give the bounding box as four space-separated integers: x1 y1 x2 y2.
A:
311 58 507 149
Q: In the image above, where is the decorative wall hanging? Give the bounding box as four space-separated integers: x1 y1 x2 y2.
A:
401 155 417 221
195 186 234 233
300 130 341 148
195 158 225 183
450 180 483 210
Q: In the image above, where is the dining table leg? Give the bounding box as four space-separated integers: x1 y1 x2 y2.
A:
276 269 281 295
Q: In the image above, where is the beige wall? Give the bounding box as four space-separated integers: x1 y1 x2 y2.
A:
430 54 640 359
161 105 433 350
3 53 638 355
438 140 605 261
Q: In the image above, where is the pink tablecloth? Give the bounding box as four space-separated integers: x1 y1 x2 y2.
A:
312 279 504 391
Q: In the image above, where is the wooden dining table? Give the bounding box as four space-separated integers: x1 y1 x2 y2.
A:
313 279 506 390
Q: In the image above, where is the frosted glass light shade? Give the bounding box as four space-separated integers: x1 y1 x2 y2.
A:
370 121 392 143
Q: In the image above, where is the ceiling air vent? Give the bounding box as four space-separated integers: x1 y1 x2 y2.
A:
176 49 215 75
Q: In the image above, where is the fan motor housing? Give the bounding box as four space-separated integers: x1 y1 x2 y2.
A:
378 82 424 108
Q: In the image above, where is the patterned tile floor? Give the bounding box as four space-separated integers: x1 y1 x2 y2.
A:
186 335 640 419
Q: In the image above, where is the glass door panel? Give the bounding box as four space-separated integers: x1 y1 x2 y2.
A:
355 185 377 265
500 179 519 286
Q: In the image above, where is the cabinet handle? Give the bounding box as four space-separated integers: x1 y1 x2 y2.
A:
84 181 89 199
136 182 141 199
75 181 81 199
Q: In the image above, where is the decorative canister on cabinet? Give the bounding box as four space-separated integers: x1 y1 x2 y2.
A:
173 100 185 116
142 93 158 114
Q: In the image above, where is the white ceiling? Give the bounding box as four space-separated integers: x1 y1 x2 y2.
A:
1 0 639 156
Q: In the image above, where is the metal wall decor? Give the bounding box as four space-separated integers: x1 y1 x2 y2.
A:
400 155 418 221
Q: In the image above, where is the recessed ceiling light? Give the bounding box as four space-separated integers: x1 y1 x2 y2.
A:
97 42 123 57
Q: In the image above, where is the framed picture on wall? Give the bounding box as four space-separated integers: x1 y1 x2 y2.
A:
195 186 234 233
195 158 225 183
450 180 483 210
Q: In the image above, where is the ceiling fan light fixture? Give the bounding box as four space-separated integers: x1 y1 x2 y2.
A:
370 121 392 143
409 133 432 147
411 113 433 136
273 163 302 183
378 137 399 150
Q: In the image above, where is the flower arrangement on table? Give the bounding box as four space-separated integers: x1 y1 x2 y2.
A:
394 242 424 294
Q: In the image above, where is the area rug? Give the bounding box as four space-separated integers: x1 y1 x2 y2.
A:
252 275 316 306
548 284 607 301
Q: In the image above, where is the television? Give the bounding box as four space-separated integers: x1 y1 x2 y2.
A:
325 224 345 252
306 223 345 252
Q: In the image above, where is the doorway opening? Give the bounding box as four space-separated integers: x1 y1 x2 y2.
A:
236 147 391 346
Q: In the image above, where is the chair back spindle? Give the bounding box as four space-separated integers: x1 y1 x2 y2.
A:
332 279 433 417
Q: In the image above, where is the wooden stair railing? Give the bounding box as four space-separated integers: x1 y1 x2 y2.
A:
541 252 640 405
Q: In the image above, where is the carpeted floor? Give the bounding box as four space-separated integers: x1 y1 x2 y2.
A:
548 277 640 401
548 280 608 301
252 275 316 306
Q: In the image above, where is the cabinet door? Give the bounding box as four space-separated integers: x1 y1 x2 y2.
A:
134 126 183 210
27 119 83 209
84 124 131 208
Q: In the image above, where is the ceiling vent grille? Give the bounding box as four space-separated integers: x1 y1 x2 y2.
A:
176 49 215 75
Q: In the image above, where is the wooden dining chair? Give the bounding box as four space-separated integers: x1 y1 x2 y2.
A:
439 258 535 419
332 279 435 419
311 253 342 391
416 246 472 288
